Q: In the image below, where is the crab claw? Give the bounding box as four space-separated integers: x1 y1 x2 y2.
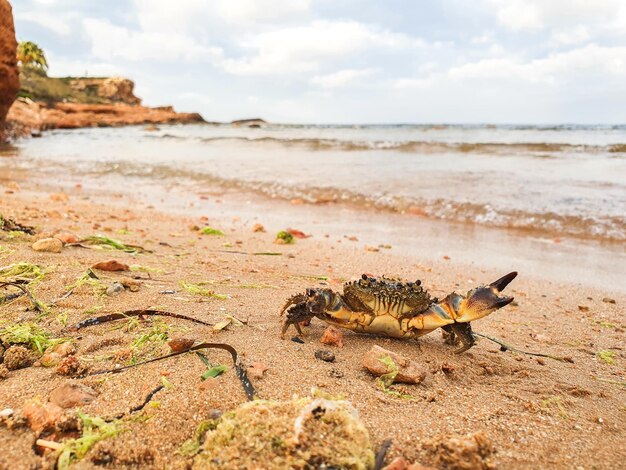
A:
490 271 518 293
454 271 517 323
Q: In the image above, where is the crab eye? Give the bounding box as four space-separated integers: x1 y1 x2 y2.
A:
361 274 368 280
306 288 315 297
415 280 421 286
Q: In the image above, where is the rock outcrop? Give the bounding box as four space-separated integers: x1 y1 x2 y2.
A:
7 99 203 135
67 77 142 105
0 0 20 141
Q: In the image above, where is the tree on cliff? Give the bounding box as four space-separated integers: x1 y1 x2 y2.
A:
16 41 48 72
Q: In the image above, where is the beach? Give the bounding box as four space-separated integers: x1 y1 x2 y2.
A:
1 134 625 468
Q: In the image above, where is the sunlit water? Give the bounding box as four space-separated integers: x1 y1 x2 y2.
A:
6 123 625 242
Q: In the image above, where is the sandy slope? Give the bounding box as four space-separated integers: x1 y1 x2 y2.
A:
0 178 624 469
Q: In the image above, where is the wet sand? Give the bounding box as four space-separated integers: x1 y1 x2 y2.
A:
1 173 625 469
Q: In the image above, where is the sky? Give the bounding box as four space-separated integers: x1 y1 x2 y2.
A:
11 0 626 124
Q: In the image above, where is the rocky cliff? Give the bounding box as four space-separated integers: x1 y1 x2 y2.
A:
6 46 204 138
0 0 20 141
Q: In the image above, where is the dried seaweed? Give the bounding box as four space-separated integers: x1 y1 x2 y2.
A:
0 214 36 235
70 309 255 399
0 281 49 313
74 235 149 253
473 331 572 362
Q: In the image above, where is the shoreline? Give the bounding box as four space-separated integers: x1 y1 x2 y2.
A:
3 160 625 294
1 170 625 468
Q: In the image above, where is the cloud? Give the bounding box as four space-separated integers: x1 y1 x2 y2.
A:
446 45 626 83
14 11 74 36
82 18 223 63
222 20 427 76
485 0 626 35
310 68 378 88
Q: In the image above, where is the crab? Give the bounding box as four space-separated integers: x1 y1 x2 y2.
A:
280 271 517 353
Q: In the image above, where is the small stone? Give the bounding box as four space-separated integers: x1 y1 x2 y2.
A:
106 282 125 296
52 342 76 357
168 338 195 352
39 352 63 367
320 326 344 348
32 238 63 253
578 305 590 312
602 297 616 304
3 346 34 370
252 223 266 233
383 456 409 470
0 408 13 418
0 365 9 380
23 400 64 432
315 350 336 363
247 361 269 379
120 278 141 292
365 245 380 252
362 345 427 384
291 337 305 344
92 260 129 271
55 232 79 244
49 381 98 409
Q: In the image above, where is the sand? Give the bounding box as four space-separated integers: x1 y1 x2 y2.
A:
0 173 625 469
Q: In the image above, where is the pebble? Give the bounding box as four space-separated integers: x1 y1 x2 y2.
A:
92 260 129 271
32 238 63 253
49 382 98 409
362 345 427 384
602 297 616 304
315 350 336 363
106 282 125 296
55 232 79 244
23 400 63 432
320 326 344 347
168 338 195 352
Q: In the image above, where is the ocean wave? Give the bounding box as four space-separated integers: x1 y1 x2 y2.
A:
151 134 626 155
73 161 626 243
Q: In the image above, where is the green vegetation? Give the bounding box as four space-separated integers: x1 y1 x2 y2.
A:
200 226 224 236
82 235 139 252
178 419 219 456
57 413 124 469
179 281 228 299
376 355 414 399
598 350 616 365
276 231 295 244
0 322 68 354
17 41 48 71
0 262 45 283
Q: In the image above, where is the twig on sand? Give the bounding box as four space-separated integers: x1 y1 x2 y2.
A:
473 332 572 362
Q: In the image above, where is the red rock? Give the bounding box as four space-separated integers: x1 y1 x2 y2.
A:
286 228 310 239
383 456 409 470
91 260 129 271
55 232 79 244
168 338 195 352
320 326 344 348
0 0 19 142
252 223 266 233
23 400 63 432
49 382 98 409
362 345 427 384
247 362 269 379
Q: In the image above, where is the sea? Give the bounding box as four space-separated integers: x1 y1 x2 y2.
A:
2 123 625 289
